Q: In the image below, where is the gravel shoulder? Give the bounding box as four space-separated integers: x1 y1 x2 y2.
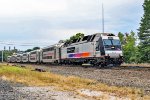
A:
0 79 89 100
0 79 130 100
13 86 88 100
0 79 24 100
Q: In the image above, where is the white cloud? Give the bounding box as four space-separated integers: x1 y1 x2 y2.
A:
0 0 67 17
0 0 144 50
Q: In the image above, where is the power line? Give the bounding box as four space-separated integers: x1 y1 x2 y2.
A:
102 3 105 33
0 41 50 46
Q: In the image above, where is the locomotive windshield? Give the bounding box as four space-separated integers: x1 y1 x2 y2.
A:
103 39 121 50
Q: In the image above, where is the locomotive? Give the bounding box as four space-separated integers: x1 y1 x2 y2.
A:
8 33 123 67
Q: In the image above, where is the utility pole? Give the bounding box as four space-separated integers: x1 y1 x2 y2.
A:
9 46 10 51
4 46 6 51
102 3 105 33
1 50 3 63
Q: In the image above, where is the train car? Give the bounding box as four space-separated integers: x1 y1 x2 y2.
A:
8 33 123 67
22 53 29 63
7 56 11 63
16 54 22 63
10 55 17 63
29 50 40 63
40 43 63 64
61 33 123 67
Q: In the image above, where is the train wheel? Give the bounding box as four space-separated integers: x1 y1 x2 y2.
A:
114 63 121 67
97 63 105 69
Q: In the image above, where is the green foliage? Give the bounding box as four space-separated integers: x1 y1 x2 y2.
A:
138 0 150 63
25 47 40 52
0 50 14 62
25 49 32 52
65 33 84 43
33 47 40 50
118 32 125 45
118 31 137 63
118 0 150 63
138 45 150 63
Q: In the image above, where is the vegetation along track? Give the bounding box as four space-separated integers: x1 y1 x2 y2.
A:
14 63 150 95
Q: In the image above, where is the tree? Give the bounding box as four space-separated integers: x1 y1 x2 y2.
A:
66 33 84 43
24 47 40 53
0 50 14 62
118 31 137 63
138 0 150 63
118 32 125 45
25 49 32 52
33 47 40 50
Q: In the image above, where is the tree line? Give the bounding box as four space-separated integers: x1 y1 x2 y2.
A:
115 0 150 63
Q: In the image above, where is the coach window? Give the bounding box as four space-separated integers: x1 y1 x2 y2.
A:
31 52 36 54
67 47 75 53
23 54 27 56
43 47 54 52
48 56 52 59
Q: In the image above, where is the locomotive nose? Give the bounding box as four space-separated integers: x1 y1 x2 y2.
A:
105 51 123 58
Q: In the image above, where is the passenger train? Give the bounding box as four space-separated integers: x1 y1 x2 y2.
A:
7 33 123 67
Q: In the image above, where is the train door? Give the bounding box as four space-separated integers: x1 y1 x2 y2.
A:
95 40 101 57
38 51 40 62
99 37 105 56
95 37 105 57
54 49 56 59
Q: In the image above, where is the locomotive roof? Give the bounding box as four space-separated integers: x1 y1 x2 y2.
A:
42 42 64 49
63 33 117 47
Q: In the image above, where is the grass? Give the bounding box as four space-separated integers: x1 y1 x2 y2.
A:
122 63 150 67
0 63 149 99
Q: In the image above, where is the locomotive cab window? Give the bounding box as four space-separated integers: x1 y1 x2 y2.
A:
103 39 112 45
67 47 75 53
103 39 121 50
112 40 121 45
103 39 121 46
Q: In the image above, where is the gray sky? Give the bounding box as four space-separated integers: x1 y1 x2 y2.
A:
0 0 144 50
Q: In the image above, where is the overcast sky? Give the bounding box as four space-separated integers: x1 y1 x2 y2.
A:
0 0 144 50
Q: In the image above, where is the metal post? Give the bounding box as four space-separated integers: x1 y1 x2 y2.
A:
102 3 105 33
2 50 3 62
